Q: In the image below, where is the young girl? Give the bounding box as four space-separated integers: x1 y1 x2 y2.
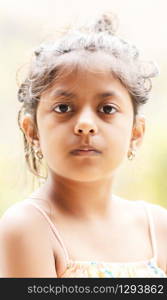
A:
0 12 167 278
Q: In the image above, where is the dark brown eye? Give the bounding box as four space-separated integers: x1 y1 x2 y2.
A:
99 104 117 114
53 104 72 113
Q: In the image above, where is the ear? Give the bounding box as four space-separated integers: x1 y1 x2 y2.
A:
130 114 146 150
20 114 40 148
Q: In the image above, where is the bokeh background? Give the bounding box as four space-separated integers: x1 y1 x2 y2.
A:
0 0 167 216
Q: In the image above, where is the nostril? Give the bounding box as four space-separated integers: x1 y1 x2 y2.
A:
77 128 95 134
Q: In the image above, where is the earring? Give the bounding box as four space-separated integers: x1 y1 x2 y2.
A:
128 149 136 161
35 148 43 160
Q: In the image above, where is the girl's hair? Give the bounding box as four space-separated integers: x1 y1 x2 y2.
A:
17 12 159 178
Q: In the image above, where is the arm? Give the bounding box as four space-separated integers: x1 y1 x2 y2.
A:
0 204 57 277
149 202 167 275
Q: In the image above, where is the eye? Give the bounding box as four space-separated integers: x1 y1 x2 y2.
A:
99 104 117 115
53 103 73 113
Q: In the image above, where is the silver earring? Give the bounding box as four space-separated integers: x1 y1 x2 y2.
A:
35 148 43 160
128 149 136 161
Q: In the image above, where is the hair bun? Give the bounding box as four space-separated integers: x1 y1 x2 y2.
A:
93 12 118 35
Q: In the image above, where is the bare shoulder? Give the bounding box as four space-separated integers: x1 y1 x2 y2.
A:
127 198 167 249
144 201 167 269
0 200 51 236
0 200 57 277
145 201 167 235
115 194 167 233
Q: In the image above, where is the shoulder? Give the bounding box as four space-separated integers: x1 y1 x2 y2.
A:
115 194 167 233
0 200 50 237
144 201 167 235
130 199 167 235
144 201 167 270
0 200 57 277
117 194 167 225
136 200 167 259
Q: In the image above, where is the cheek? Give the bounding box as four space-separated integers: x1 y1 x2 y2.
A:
112 124 132 149
105 122 132 162
40 127 62 157
38 121 71 170
37 111 133 180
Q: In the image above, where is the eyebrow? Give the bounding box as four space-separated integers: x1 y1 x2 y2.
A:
97 92 116 99
51 90 75 98
51 89 123 103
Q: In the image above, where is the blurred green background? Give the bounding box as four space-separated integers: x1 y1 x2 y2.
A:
0 0 167 216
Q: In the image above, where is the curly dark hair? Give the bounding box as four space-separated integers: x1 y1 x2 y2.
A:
17 12 159 178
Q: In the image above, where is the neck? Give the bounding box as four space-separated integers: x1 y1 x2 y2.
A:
35 172 117 220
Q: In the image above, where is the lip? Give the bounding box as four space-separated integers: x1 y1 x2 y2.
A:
70 149 101 156
70 146 102 156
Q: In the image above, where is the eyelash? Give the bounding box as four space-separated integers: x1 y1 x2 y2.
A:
53 103 118 115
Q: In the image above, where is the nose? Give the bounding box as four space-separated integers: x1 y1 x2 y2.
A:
74 107 98 136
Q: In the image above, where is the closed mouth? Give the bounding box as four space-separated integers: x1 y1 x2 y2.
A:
70 149 101 155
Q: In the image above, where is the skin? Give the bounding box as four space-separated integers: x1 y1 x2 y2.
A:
1 51 167 277
22 52 145 220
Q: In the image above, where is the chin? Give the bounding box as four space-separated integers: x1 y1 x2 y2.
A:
61 170 103 182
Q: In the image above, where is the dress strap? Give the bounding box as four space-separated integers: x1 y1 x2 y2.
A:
140 200 157 261
26 201 70 262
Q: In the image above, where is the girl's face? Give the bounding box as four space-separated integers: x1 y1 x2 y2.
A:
25 52 145 182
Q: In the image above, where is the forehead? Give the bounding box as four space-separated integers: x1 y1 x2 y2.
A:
43 51 130 100
39 51 134 116
46 51 126 89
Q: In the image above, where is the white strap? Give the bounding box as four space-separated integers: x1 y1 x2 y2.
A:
26 201 70 262
140 200 157 261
